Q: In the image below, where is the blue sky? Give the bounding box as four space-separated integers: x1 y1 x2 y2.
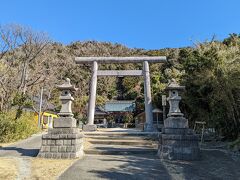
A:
0 0 239 49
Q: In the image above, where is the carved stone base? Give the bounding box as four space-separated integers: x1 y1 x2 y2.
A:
158 117 200 160
82 124 97 131
158 133 200 160
38 127 84 159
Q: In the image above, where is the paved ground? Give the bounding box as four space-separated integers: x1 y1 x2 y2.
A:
163 149 240 180
58 150 240 180
0 133 42 157
59 154 171 180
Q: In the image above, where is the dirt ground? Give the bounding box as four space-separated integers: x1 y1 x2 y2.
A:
30 158 77 180
0 157 76 179
0 158 18 180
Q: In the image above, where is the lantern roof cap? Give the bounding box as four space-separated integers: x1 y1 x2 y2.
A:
57 78 78 91
166 79 185 90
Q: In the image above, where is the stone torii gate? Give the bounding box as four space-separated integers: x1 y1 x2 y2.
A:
75 57 167 131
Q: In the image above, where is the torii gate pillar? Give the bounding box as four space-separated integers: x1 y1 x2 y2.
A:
83 61 98 131
143 61 154 131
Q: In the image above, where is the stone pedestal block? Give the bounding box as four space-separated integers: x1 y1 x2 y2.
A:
53 117 76 128
83 124 97 131
38 127 84 159
163 128 193 135
164 117 188 128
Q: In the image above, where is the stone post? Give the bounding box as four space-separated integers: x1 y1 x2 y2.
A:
162 95 167 120
158 79 200 160
143 61 154 132
83 61 98 131
38 78 84 159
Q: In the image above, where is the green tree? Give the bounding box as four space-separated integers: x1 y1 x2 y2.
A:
179 39 240 139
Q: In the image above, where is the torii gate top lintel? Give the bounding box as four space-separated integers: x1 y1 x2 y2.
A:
75 56 167 64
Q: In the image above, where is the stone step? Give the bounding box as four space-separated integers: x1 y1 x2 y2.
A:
84 135 157 141
84 144 158 155
88 139 157 146
83 132 160 137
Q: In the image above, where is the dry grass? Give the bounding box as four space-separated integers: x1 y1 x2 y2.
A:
0 158 18 180
0 157 77 180
30 158 77 180
84 138 93 150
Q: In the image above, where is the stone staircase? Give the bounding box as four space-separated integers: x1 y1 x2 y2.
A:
83 131 159 155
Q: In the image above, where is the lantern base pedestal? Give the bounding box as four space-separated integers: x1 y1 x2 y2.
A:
38 127 84 159
164 117 188 129
82 124 97 132
158 117 200 161
53 117 76 128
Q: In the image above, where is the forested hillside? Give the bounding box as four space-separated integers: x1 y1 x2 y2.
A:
0 24 239 140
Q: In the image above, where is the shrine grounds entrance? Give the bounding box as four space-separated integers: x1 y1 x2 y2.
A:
75 57 166 132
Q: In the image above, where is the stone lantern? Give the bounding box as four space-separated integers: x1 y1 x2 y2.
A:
57 78 77 117
38 78 84 159
166 79 185 117
158 79 200 160
53 78 78 128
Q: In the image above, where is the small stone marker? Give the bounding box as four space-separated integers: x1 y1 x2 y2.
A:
158 79 200 160
38 78 84 159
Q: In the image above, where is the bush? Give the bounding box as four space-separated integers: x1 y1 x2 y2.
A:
0 111 40 143
123 113 134 123
229 138 240 151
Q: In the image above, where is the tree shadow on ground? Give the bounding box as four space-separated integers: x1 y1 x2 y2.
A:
59 154 172 180
90 156 171 179
162 150 240 180
0 146 39 157
60 150 240 180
